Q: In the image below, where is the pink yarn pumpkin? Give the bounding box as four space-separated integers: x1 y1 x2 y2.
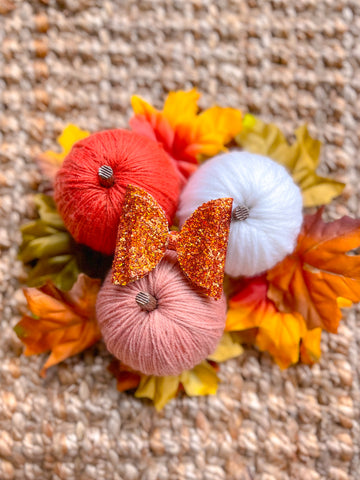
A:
96 252 227 376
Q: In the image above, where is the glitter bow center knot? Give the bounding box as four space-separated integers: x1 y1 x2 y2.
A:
112 185 233 299
167 230 180 251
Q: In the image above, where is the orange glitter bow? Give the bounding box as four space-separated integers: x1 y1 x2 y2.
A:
112 185 233 299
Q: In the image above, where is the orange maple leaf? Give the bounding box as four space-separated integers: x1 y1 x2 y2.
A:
15 274 102 376
267 209 360 333
226 277 307 369
130 89 242 185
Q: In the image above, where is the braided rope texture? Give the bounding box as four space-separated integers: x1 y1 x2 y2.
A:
1 1 360 479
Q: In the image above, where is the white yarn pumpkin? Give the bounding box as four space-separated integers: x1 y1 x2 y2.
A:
177 151 303 278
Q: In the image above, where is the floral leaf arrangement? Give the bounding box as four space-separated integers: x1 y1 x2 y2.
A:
15 88 358 410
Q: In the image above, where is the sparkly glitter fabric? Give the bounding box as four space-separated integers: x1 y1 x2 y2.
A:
112 185 169 285
176 198 233 299
112 185 232 299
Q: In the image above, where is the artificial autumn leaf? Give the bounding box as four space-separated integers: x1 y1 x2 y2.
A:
108 359 141 392
109 360 220 410
19 194 80 290
37 124 90 183
236 115 344 207
135 375 181 411
267 209 360 333
130 89 242 185
19 194 112 290
14 274 102 377
207 332 244 362
337 297 353 308
300 328 322 365
255 312 306 369
226 276 308 369
180 361 219 396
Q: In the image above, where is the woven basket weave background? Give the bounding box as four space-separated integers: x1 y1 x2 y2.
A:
1 1 359 479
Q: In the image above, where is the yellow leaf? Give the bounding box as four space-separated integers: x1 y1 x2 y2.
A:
37 124 90 182
57 124 90 155
135 375 180 411
337 297 353 308
236 115 344 207
180 361 219 396
226 276 309 369
255 311 306 369
237 114 291 162
131 95 156 117
300 328 322 365
195 106 243 158
207 332 244 362
163 88 200 128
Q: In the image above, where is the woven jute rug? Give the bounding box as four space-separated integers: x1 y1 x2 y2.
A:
1 1 359 479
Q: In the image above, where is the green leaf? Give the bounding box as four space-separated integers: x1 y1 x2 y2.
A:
52 258 81 291
19 194 113 290
21 220 59 238
26 256 81 291
236 115 345 207
19 194 80 290
34 194 68 230
19 233 74 264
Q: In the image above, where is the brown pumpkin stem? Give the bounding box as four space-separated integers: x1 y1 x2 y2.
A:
135 292 157 312
98 165 115 187
232 204 250 221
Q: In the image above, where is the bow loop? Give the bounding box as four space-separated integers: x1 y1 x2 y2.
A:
112 185 168 285
112 185 232 299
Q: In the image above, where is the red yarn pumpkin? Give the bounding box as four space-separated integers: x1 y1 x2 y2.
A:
54 129 180 255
